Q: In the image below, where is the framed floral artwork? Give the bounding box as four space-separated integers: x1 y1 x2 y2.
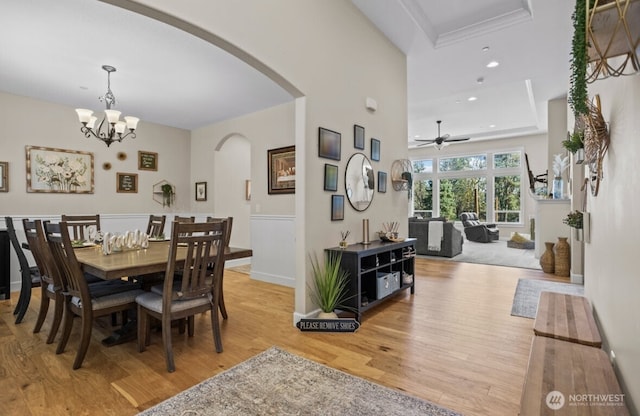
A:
25 146 94 193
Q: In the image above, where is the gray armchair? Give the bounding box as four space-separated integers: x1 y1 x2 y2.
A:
408 217 463 257
459 212 499 243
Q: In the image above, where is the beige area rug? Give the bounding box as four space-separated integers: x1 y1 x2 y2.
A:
137 346 462 416
419 238 541 270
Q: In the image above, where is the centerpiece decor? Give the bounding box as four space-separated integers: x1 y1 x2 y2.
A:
552 154 569 199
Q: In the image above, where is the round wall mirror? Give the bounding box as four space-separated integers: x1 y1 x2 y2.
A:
345 153 374 211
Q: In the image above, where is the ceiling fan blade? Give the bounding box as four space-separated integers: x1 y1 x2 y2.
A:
439 134 450 140
417 141 434 147
445 137 470 143
415 139 436 143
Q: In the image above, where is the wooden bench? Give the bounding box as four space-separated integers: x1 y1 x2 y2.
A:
520 336 629 415
534 291 602 347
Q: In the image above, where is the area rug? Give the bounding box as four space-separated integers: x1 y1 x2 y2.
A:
419 238 541 270
138 346 461 416
510 278 585 318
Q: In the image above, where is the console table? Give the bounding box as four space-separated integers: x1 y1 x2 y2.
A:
327 239 416 321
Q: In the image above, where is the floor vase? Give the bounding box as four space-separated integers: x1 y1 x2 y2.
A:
540 242 555 274
554 237 570 277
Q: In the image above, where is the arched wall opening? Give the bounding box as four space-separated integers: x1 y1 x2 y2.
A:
213 133 251 250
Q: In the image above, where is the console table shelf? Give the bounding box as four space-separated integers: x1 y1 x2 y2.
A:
327 239 416 322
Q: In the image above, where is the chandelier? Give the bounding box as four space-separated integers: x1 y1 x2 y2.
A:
75 65 139 147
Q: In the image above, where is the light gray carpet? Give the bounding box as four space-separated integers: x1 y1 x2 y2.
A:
419 238 541 270
511 279 585 318
138 346 462 416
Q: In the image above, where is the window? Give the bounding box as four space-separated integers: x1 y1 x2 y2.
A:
440 177 487 221
411 150 523 224
439 155 486 172
412 159 433 217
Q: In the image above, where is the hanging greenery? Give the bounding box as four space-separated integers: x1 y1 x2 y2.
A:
569 0 595 117
161 183 174 207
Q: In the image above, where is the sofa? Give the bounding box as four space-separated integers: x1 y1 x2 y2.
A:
408 217 463 257
459 212 499 243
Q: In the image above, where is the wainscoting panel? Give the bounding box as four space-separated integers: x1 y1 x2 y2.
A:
250 215 295 288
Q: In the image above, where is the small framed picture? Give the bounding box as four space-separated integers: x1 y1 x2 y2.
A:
0 161 8 192
195 181 207 201
324 164 338 192
371 138 380 162
354 124 365 150
116 172 138 193
331 195 345 221
378 171 387 193
138 151 158 171
318 127 341 160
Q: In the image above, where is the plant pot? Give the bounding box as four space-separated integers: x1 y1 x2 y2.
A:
540 242 555 274
555 237 570 277
317 311 338 319
574 148 585 164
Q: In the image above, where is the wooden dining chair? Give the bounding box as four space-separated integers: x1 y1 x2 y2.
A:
146 215 166 238
173 215 195 236
5 216 41 324
44 221 144 370
23 219 65 344
206 216 233 319
60 214 100 241
136 220 229 372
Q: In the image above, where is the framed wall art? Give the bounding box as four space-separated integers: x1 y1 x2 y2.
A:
138 150 158 171
354 124 365 150
371 138 380 162
331 195 345 221
116 172 138 193
318 127 341 160
378 171 387 193
0 161 8 192
25 146 94 193
324 164 338 192
268 145 295 194
195 181 207 201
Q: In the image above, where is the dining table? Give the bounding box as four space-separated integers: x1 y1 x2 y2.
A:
73 240 252 346
74 241 252 280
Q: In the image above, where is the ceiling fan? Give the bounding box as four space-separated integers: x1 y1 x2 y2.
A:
416 120 470 149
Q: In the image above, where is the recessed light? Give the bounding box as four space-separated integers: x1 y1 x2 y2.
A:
477 77 484 84
489 124 496 128
482 46 490 52
468 96 477 102
486 60 499 68
79 86 88 90
414 135 420 138
455 100 461 104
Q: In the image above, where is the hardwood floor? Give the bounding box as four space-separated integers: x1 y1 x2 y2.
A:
0 259 566 415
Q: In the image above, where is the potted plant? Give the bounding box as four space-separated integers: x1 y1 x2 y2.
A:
563 210 583 229
562 131 585 164
309 251 351 319
161 183 174 207
563 210 584 241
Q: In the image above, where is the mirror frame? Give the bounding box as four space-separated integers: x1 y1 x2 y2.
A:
345 152 374 211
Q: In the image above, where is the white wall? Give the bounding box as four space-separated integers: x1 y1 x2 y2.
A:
126 0 409 318
585 74 640 414
0 91 191 215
